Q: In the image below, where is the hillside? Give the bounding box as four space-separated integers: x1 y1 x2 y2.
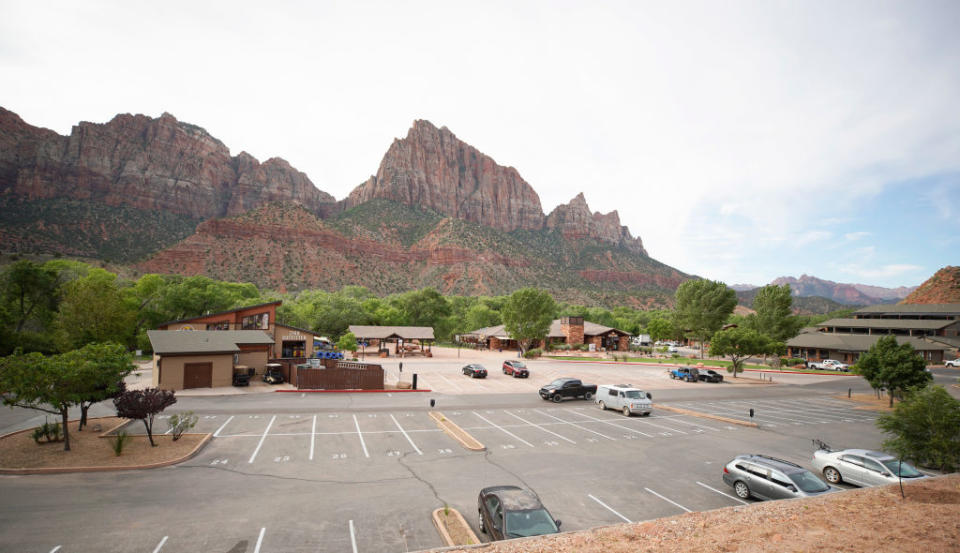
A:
735 288 855 315
770 275 915 304
902 266 960 304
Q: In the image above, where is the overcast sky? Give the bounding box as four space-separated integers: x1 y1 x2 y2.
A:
2 1 958 288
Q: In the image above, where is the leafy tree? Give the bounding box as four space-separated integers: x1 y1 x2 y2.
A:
0 350 84 450
646 317 674 344
877 385 960 471
709 327 779 377
56 269 135 350
1 260 61 333
337 331 358 353
465 303 501 331
854 335 932 407
113 388 177 447
502 288 556 354
397 287 451 328
67 343 135 430
746 284 802 342
674 279 737 358
157 275 260 321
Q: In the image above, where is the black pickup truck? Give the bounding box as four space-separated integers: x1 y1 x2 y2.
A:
538 378 597 403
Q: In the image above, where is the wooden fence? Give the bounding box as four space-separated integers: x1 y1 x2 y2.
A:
296 362 384 390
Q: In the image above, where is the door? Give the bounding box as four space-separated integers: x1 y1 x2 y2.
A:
483 494 504 540
838 455 868 486
183 362 213 389
861 458 893 486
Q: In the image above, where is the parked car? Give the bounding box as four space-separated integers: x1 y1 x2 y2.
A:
722 454 836 500
945 358 960 368
807 359 849 371
811 448 927 487
477 486 561 541
596 384 653 416
538 378 597 403
698 369 724 383
462 364 488 378
669 366 699 382
502 360 529 378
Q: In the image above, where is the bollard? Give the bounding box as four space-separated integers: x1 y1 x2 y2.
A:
412 373 418 390
399 362 403 373
430 398 435 408
848 388 852 399
749 408 755 418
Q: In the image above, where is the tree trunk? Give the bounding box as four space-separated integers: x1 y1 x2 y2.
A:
143 418 156 447
889 392 894 408
60 406 71 451
79 403 89 430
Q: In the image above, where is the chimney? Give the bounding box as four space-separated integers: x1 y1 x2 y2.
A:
560 317 584 345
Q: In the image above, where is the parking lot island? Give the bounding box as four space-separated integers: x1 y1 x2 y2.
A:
429 411 486 451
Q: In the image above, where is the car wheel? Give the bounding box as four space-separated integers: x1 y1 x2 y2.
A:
584 392 593 400
552 394 562 403
641 412 651 417
598 401 606 410
823 466 842 484
734 480 751 499
478 511 486 534
622 406 631 417
670 373 676 379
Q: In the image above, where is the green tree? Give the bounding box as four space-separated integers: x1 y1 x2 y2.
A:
877 385 960 471
709 327 778 377
397 288 451 328
1 260 60 333
854 335 932 407
502 288 556 354
56 269 135 350
747 284 802 342
337 331 358 353
674 279 737 358
157 275 260 321
465 303 501 331
67 343 135 430
0 350 84 450
646 317 674 344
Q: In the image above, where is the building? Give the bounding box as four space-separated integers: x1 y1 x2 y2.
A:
786 303 960 364
464 317 631 351
347 325 435 357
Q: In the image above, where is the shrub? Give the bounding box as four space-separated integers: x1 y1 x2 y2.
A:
577 344 589 351
167 411 198 441
32 421 63 444
524 348 543 359
110 431 131 456
555 344 572 351
877 385 960 472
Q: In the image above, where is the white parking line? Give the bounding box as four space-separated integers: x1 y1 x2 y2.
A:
437 374 463 392
349 519 358 553
570 410 653 437
253 527 266 553
645 487 691 512
49 547 61 553
309 415 317 461
535 410 615 440
473 411 536 447
656 415 722 431
504 411 576 444
696 481 748 505
213 415 235 437
152 536 169 553
353 414 370 458
588 494 632 523
248 416 276 464
391 414 423 454
710 401 824 424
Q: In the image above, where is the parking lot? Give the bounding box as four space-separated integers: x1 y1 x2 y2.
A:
0 393 889 553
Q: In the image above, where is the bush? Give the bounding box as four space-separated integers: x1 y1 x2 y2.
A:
577 344 589 351
110 431 131 456
877 385 960 472
167 411 198 441
32 421 63 444
524 348 543 359
554 344 572 351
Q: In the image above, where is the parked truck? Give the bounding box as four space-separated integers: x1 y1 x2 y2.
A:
538 378 597 403
807 359 849 372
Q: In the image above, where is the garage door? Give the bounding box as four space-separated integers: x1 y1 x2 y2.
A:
183 362 213 389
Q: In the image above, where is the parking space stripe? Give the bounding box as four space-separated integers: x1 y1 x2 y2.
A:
645 487 691 512
253 527 266 553
696 481 748 505
248 415 276 464
656 415 722 431
350 519 358 553
724 399 846 421
213 415 234 438
535 410 615 440
152 536 169 553
48 547 61 553
353 414 370 458
569 410 653 437
390 414 423 454
309 415 317 461
588 494 632 523
771 399 877 420
615 413 687 434
709 401 823 424
473 411 536 447
751 400 874 422
675 402 784 425
504 411 576 444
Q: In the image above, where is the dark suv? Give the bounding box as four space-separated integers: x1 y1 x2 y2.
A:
477 486 560 541
502 360 529 378
722 454 836 501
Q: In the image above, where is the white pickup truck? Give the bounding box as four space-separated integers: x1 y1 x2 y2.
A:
807 359 849 372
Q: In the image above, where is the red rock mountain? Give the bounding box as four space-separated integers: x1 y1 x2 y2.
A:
771 275 916 304
546 192 646 255
901 266 960 304
0 107 335 219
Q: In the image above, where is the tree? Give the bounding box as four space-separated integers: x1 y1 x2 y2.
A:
709 327 778 377
465 303 501 331
854 335 932 407
646 317 674 344
1 260 60 333
674 279 737 358
747 284 802 342
877 385 960 471
66 343 135 430
337 331 358 354
113 388 177 447
0 350 84 450
501 288 556 354
398 288 451 328
56 269 135 350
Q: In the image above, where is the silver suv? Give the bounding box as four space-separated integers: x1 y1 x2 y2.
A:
722 454 836 500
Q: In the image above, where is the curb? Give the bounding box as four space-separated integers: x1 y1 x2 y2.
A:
742 368 858 376
0 423 213 475
276 389 432 393
429 412 485 451
657 404 758 428
547 357 860 377
432 507 481 547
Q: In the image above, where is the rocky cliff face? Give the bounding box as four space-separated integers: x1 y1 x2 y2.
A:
546 193 646 255
0 107 334 219
773 275 891 304
901 266 960 304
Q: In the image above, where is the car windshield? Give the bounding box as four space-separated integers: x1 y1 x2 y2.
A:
788 470 830 493
505 509 558 538
623 390 644 399
512 362 526 368
549 379 568 386
881 459 923 477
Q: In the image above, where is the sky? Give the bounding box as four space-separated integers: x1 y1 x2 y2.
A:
2 0 958 289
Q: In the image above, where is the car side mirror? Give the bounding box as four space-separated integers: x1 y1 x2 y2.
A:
555 519 562 528
788 485 797 493
646 393 653 400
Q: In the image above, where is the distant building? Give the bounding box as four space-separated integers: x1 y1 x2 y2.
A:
464 317 631 351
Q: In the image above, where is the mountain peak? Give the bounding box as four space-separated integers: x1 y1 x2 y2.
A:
901 266 960 304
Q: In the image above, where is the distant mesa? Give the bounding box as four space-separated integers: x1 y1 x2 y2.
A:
901 266 960 304
770 275 916 305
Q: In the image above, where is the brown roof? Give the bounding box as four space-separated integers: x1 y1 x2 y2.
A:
347 325 435 340
158 301 282 327
854 303 960 315
147 330 274 355
816 318 955 330
465 319 630 340
786 332 949 352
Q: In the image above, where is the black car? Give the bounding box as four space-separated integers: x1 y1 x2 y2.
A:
462 364 488 378
502 360 529 378
698 369 724 383
477 486 561 541
538 378 597 402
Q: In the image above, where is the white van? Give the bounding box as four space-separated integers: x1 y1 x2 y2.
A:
596 384 653 417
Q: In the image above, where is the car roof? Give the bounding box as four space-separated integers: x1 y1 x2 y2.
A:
601 384 644 392
737 454 805 474
481 486 544 510
841 449 894 460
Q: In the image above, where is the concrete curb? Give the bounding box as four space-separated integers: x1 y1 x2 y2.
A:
0 417 213 475
547 357 860 377
657 404 758 428
742 368 858 376
432 507 481 547
276 389 432 393
429 412 485 451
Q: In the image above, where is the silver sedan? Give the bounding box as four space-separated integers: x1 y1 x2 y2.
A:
811 448 927 487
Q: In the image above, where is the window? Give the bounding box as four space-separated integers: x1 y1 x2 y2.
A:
608 389 618 397
841 455 864 467
241 312 269 330
206 321 230 330
863 458 886 474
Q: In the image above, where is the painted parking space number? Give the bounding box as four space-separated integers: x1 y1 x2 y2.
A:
210 458 228 465
437 448 452 454
273 456 290 463
386 450 401 457
332 453 348 460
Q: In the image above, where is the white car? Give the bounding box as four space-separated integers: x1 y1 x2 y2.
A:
945 359 960 368
811 448 926 487
596 384 653 416
808 359 849 371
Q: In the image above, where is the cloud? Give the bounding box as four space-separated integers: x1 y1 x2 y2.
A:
837 264 925 280
795 231 833 246
844 232 871 241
